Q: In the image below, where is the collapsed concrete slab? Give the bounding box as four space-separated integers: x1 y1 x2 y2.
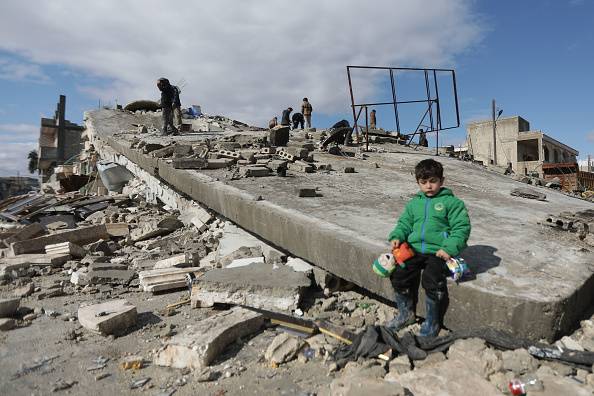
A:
9 224 110 256
1 253 70 267
3 223 45 245
154 307 264 370
78 299 137 335
0 297 20 317
190 262 310 311
86 109 594 341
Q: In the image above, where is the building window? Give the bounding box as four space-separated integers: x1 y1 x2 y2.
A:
517 139 539 162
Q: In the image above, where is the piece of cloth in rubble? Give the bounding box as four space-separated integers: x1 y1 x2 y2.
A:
333 325 427 368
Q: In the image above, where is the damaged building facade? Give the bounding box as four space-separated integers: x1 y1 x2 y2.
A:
37 95 85 183
467 116 578 175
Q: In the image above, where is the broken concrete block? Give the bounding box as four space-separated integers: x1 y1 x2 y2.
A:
86 262 135 285
78 299 137 335
216 222 285 266
150 145 175 158
298 188 317 197
239 150 258 162
266 160 288 173
276 150 296 162
206 158 235 169
265 333 304 365
285 257 314 275
0 297 20 317
45 242 87 259
172 158 207 169
173 144 193 156
344 167 356 173
105 223 130 237
226 257 265 268
1 253 70 268
242 166 271 177
178 206 212 231
154 307 264 370
4 223 45 245
260 147 276 155
217 149 241 160
288 161 314 173
190 262 310 311
269 126 290 146
9 225 110 256
316 163 333 171
131 217 183 242
138 267 201 293
154 253 196 269
0 318 16 331
218 246 264 267
13 282 34 298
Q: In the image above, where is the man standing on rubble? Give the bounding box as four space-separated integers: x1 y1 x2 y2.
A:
301 98 313 129
292 112 305 130
172 84 182 129
157 78 178 136
281 107 293 127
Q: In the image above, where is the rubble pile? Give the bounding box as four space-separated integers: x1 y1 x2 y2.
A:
1 179 594 394
2 106 594 394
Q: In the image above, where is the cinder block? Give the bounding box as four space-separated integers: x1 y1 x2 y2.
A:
78 299 137 335
242 167 271 177
269 127 290 146
288 161 315 173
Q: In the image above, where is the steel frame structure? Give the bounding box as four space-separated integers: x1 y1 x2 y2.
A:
346 66 460 153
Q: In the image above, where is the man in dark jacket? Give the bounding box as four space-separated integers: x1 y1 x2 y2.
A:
280 107 293 126
292 112 304 130
157 78 178 135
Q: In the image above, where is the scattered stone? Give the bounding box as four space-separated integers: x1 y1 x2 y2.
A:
386 355 411 378
45 242 87 258
501 348 539 374
51 379 77 392
394 359 501 395
269 126 290 146
23 313 37 321
0 318 16 331
344 167 356 173
139 267 201 293
557 335 585 352
10 224 110 256
78 299 137 335
154 253 196 269
0 297 20 317
130 377 151 389
265 333 304 366
413 351 446 369
95 373 110 381
154 307 264 370
13 282 34 298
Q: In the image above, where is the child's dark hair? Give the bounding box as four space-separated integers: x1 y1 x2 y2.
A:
415 159 444 181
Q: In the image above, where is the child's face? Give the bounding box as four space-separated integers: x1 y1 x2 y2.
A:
417 177 444 197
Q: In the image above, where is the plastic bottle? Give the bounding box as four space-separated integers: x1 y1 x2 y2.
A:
508 377 544 395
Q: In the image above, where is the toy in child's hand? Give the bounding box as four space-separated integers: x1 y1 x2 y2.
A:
446 257 471 281
393 242 415 267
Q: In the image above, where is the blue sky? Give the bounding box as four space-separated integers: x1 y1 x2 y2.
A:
0 0 593 176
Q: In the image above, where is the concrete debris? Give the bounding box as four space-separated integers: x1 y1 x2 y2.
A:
13 282 34 298
1 253 70 268
3 223 45 246
154 307 264 370
178 205 212 231
269 126 290 146
78 299 137 335
71 262 135 286
265 333 305 365
10 224 110 256
0 297 20 317
288 161 314 173
138 267 201 293
298 187 318 197
154 253 198 269
510 187 547 201
45 242 87 258
190 262 310 311
131 217 183 242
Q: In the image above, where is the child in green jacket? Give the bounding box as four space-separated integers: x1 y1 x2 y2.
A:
387 159 471 337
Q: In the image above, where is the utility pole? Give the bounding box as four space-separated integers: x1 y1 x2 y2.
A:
588 154 592 172
492 99 497 165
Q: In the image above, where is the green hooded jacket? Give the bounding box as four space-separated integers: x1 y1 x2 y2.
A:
388 187 471 256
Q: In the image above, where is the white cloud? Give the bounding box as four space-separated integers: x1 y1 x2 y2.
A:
0 58 50 83
0 123 39 143
0 123 39 176
0 1 483 126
